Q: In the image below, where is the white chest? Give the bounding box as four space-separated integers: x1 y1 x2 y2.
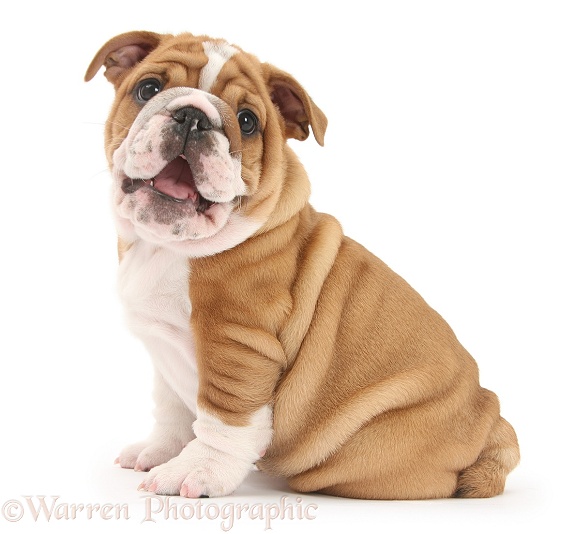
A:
117 241 198 413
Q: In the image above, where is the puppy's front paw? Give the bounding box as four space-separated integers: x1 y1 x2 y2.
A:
116 438 186 472
138 439 252 498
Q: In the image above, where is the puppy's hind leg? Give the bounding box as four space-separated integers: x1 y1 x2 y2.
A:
454 416 520 498
116 371 195 472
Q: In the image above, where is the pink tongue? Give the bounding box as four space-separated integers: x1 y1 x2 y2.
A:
154 157 198 200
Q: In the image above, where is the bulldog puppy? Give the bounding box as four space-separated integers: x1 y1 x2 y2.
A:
85 31 519 500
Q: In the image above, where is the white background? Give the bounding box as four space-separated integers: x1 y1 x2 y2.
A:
1 1 573 532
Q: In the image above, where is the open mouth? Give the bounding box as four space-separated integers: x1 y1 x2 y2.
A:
121 155 216 214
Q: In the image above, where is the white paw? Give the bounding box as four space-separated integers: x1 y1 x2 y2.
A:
116 438 187 472
138 439 253 498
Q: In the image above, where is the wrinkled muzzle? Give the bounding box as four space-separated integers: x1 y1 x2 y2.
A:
111 87 247 250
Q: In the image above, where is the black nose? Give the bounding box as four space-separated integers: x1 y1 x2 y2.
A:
171 106 213 132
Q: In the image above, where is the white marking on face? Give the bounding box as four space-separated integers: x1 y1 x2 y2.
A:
122 115 170 179
198 41 239 92
166 93 223 125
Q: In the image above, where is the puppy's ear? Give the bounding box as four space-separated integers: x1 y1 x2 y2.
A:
263 64 327 146
84 31 163 85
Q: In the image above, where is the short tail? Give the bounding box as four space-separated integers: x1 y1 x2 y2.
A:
455 416 520 498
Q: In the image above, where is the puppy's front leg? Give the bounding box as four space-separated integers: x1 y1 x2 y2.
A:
139 323 283 498
117 371 195 472
139 405 273 498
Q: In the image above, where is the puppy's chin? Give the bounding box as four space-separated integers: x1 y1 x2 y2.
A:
112 180 262 256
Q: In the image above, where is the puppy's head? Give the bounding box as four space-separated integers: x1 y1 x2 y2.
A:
85 31 327 256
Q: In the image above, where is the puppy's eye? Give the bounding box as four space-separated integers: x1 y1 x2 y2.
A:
134 79 162 103
237 109 258 135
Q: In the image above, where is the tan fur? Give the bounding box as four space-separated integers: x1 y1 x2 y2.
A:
87 31 519 499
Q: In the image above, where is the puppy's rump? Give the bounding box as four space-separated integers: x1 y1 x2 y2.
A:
256 214 519 499
285 412 519 500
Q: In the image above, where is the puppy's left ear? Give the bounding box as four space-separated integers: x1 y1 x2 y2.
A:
263 64 328 146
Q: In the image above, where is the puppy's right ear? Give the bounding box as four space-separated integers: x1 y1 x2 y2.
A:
84 31 163 84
